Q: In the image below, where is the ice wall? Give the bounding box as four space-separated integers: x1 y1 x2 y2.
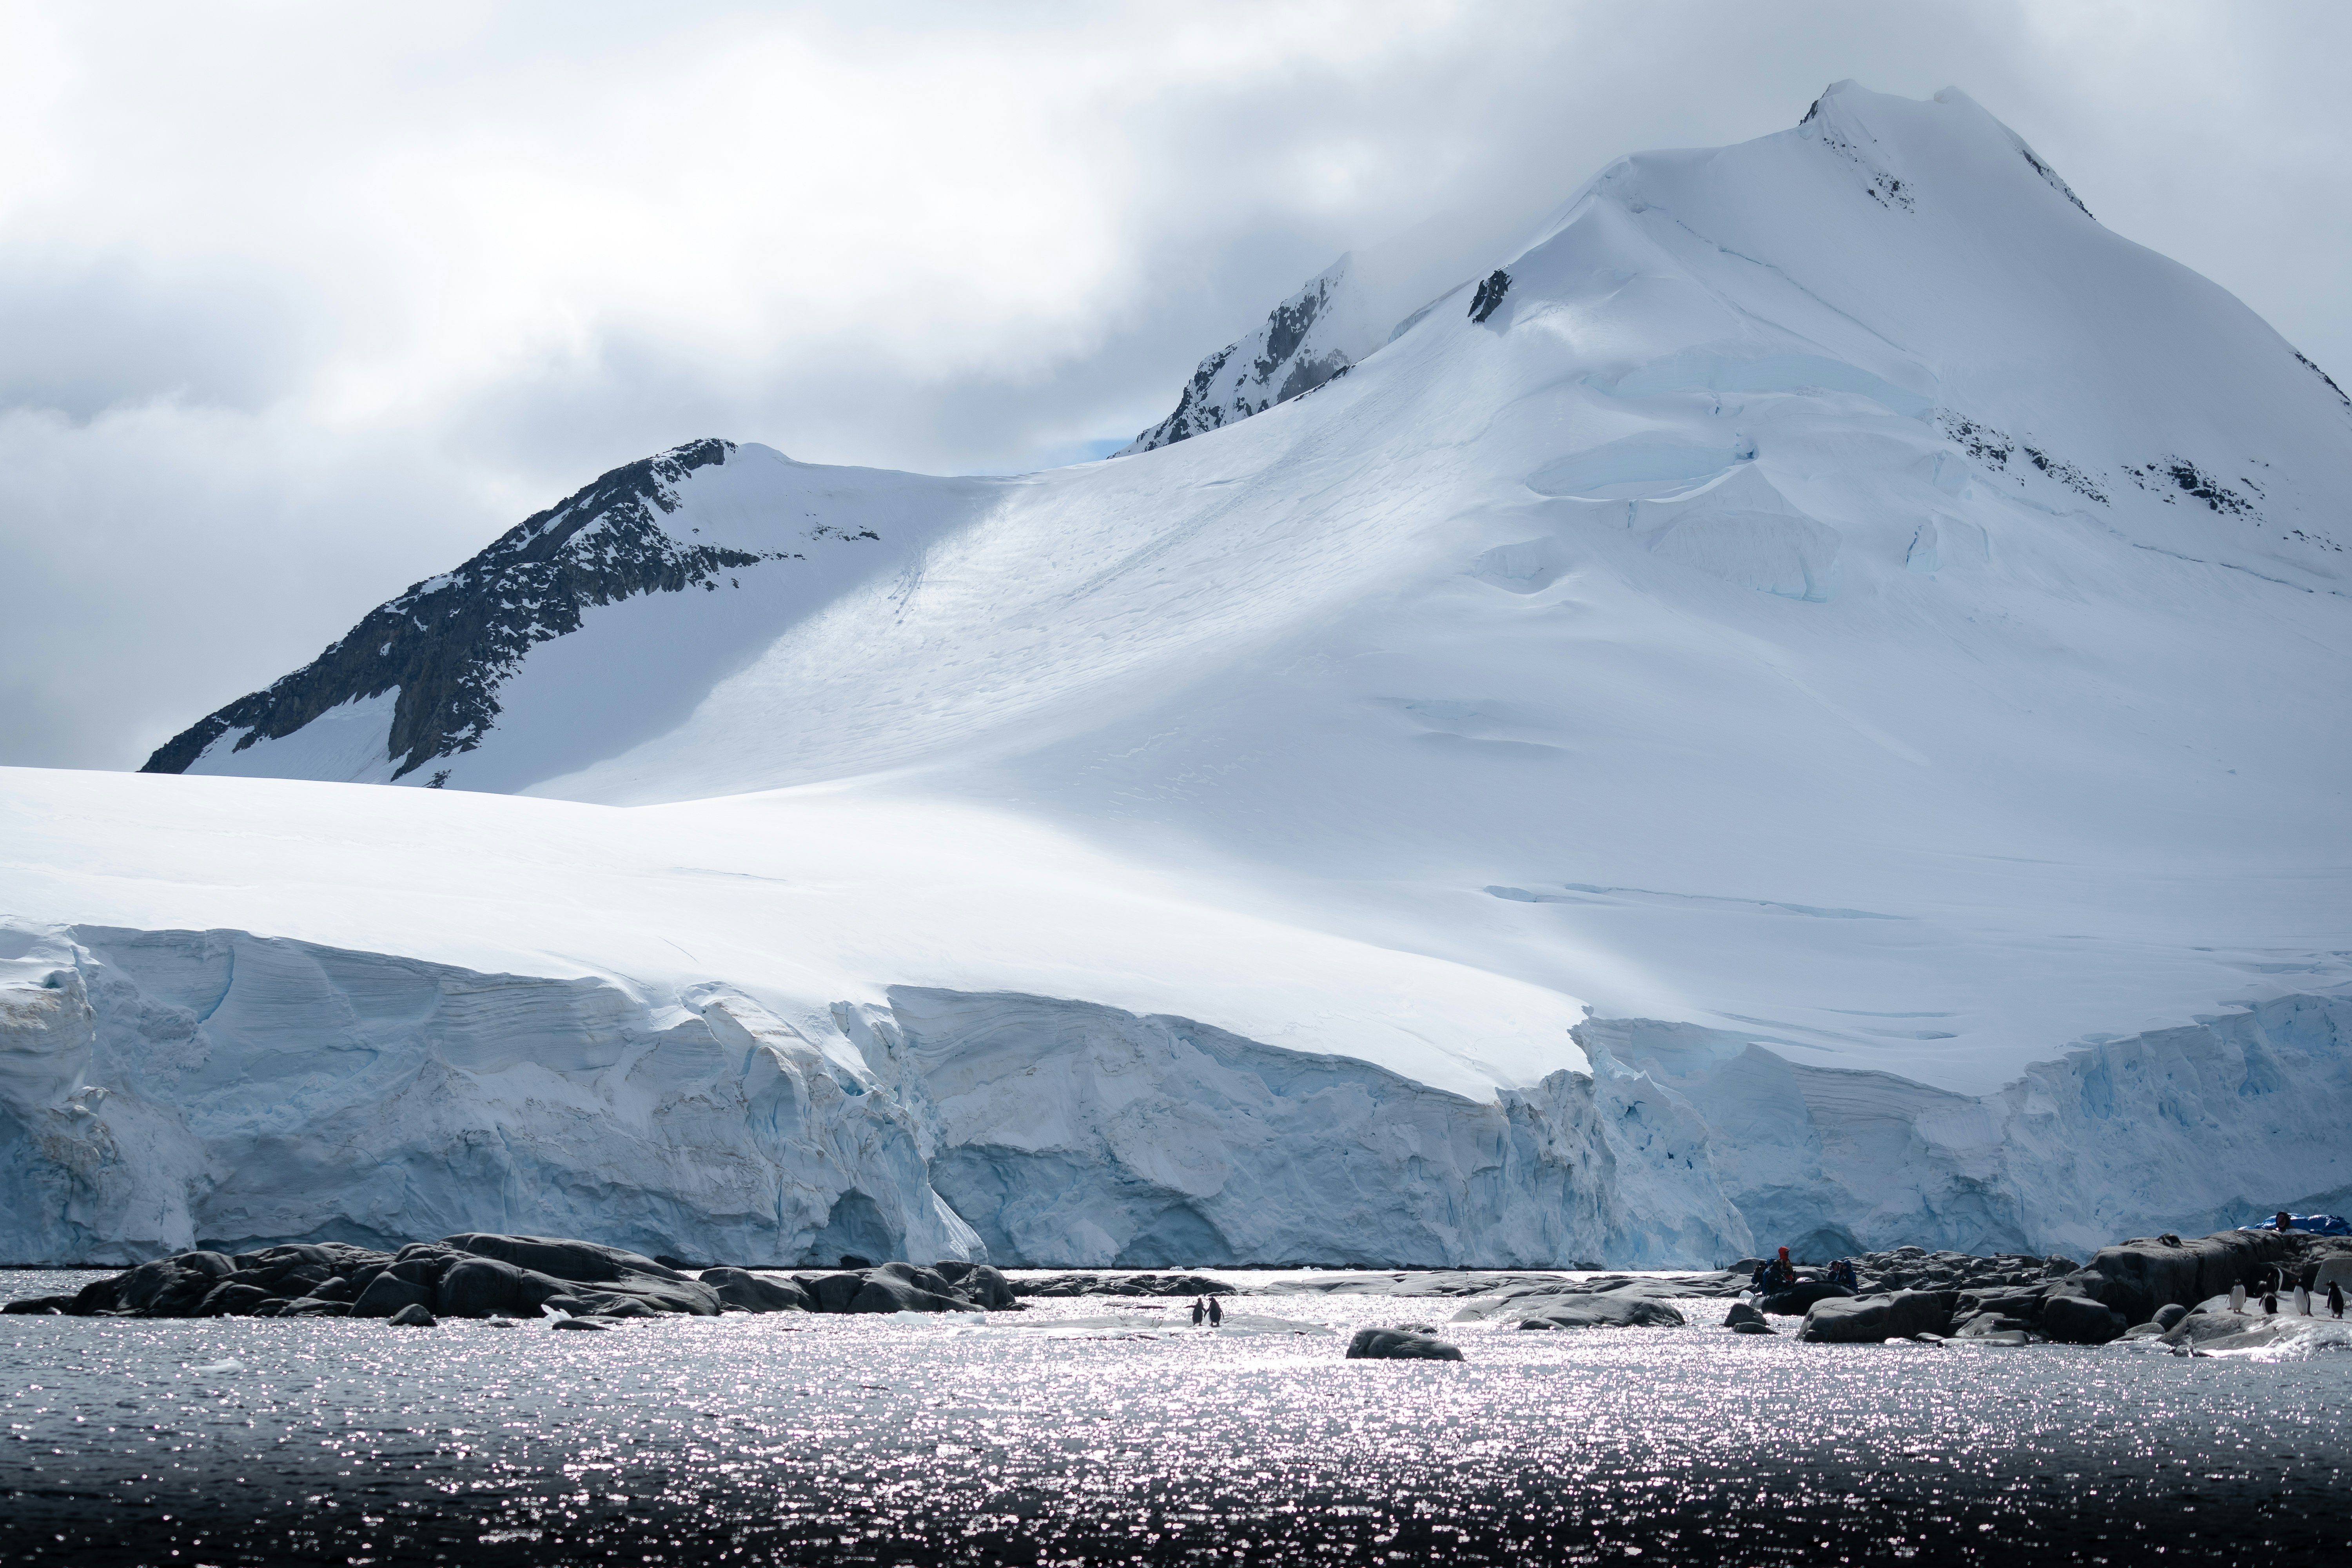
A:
0 923 980 1265
1586 988 2352 1261
6 917 2347 1267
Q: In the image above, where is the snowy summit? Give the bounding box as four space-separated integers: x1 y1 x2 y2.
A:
7 84 2350 1270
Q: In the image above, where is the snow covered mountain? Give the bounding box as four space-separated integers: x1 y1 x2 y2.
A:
11 82 2352 1266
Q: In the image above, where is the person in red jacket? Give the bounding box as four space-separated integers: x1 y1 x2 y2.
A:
1768 1247 1797 1288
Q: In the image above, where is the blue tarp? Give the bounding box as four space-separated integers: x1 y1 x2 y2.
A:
2239 1213 2352 1236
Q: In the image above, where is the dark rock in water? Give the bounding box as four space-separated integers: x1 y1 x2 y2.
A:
848 1274 971 1314
550 1316 610 1331
2153 1302 2190 1331
1724 1301 1767 1328
305 1274 356 1303
116 1259 185 1311
2040 1294 2127 1345
436 1257 526 1318
539 1295 588 1318
838 1254 876 1270
198 1283 276 1318
387 1255 452 1287
253 1299 290 1317
1014 1271 1237 1298
1731 1320 1776 1335
2073 1231 2293 1326
951 1265 1018 1309
1954 1311 2033 1340
802 1272 868 1313
1347 1327 1463 1361
1800 1291 1954 1344
1760 1279 1855 1316
441 1233 689 1285
574 1295 659 1319
350 1275 433 1319
699 1268 811 1313
1518 1294 1687 1330
1 1296 74 1315
281 1298 351 1317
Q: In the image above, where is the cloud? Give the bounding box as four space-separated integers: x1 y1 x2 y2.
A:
3 0 2347 769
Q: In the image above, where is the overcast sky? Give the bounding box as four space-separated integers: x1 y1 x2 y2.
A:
4 0 2347 771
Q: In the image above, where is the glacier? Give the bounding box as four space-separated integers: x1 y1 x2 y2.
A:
9 82 2352 1265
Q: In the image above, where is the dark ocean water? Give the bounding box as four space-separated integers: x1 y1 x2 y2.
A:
6 1270 2351 1566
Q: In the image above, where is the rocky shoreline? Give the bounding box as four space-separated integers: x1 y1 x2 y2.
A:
0 1233 1020 1328
9 1227 2348 1354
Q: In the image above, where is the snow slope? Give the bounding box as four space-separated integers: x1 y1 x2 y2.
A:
14 82 2350 1264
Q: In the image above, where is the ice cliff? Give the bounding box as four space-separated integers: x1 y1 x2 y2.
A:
15 82 2352 1264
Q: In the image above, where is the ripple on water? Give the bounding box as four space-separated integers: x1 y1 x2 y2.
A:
4 1270 2351 1564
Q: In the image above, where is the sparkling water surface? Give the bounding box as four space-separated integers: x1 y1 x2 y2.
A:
6 1269 2350 1566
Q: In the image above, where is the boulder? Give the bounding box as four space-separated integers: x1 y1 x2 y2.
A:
197 1283 275 1318
848 1274 972 1313
2041 1294 2127 1345
573 1295 659 1319
550 1316 609 1331
1724 1301 1767 1329
350 1274 434 1318
436 1257 527 1318
1347 1327 1463 1360
281 1298 352 1317
1759 1279 1854 1316
440 1233 688 1285
1 1295 75 1315
305 1274 356 1303
1953 1311 2034 1339
2153 1303 2190 1331
1731 1320 1776 1335
954 1265 1018 1309
803 1272 868 1313
699 1268 812 1313
175 1250 238 1279
387 1303 439 1327
2075 1230 2294 1325
115 1259 185 1310
1518 1294 1687 1330
1800 1291 1954 1344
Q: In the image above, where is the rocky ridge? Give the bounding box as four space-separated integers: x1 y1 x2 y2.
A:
142 439 777 781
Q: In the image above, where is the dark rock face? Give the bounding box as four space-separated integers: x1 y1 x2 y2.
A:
1121 265 1357 455
1011 1271 1237 1299
436 1257 527 1318
2040 1294 2127 1345
387 1303 439 1327
140 439 779 781
350 1275 433 1318
441 1234 687 1285
2 1295 76 1315
2073 1231 2294 1325
197 1283 276 1318
1468 269 1511 324
1347 1327 1464 1361
2153 1303 2190 1331
1800 1291 1955 1344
